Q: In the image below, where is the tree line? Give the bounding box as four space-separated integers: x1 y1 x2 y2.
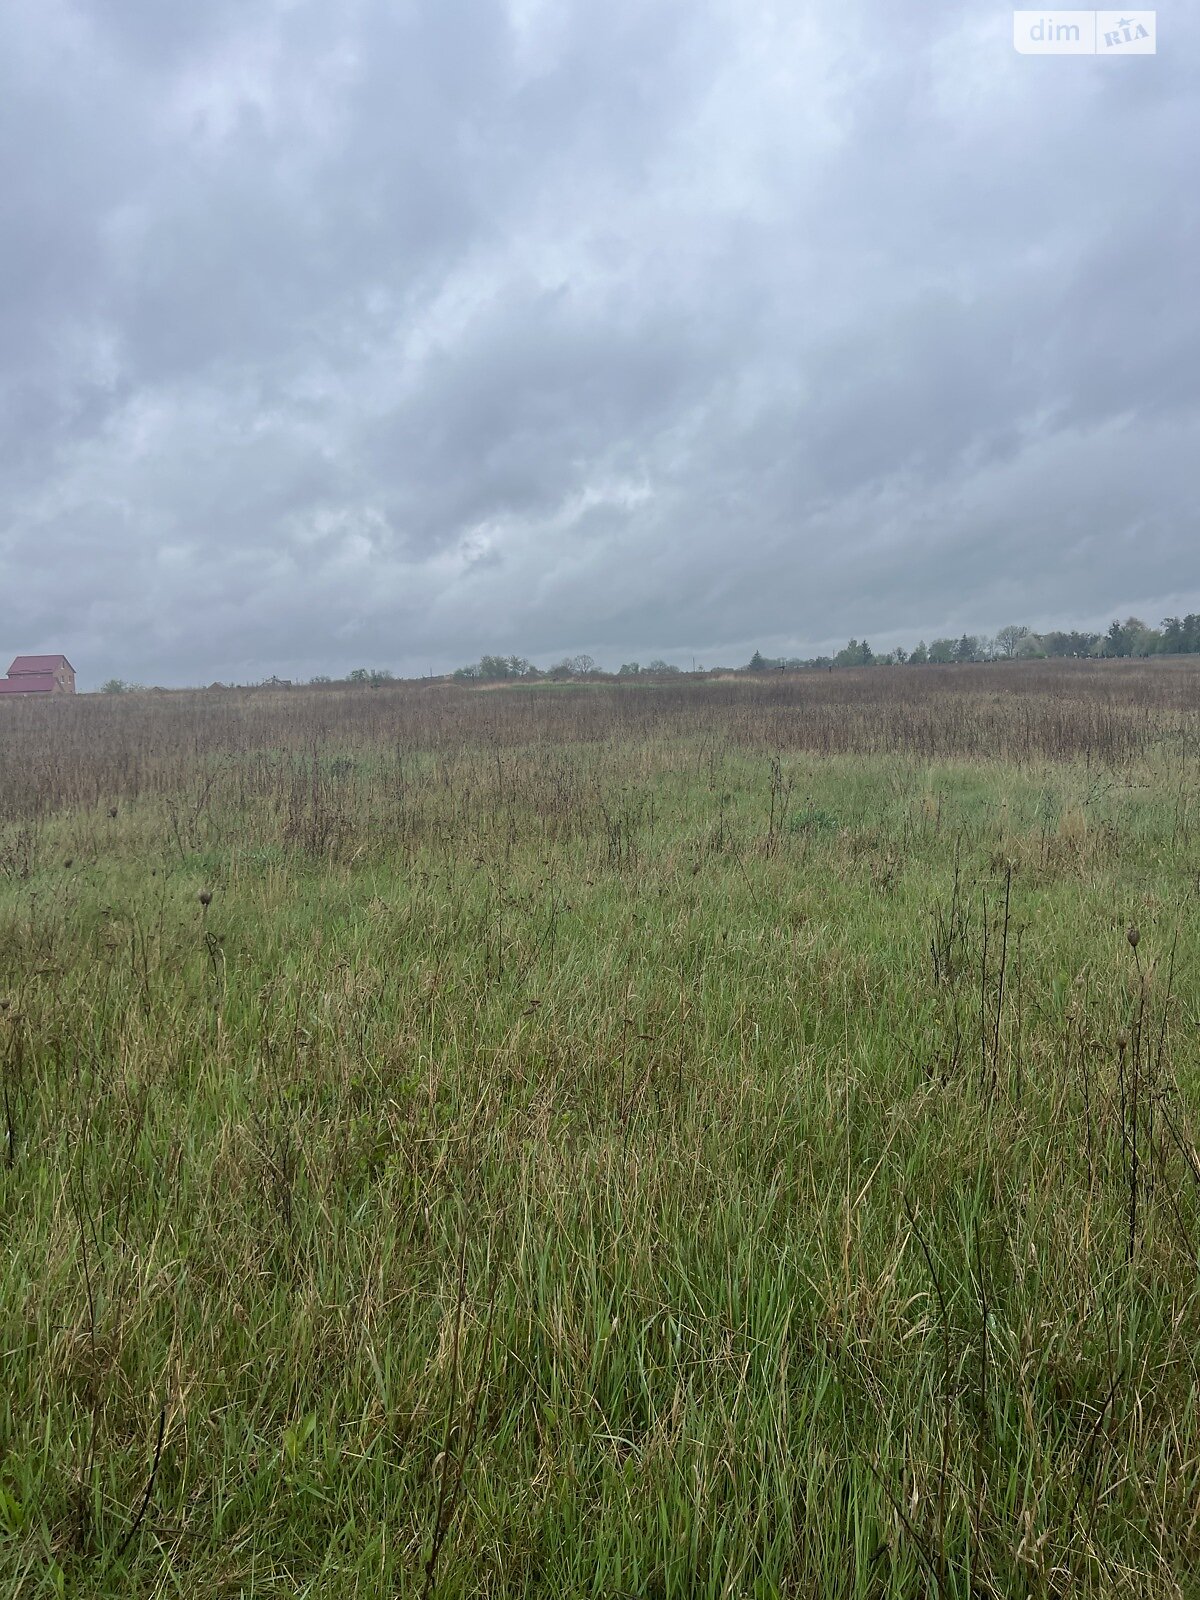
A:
376 617 1200 684
747 615 1200 671
98 615 1197 693
451 654 684 682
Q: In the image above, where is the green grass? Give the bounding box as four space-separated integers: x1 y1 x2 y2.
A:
2 725 1200 1596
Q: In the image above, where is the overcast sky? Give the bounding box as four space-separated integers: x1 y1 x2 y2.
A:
1 1 1196 685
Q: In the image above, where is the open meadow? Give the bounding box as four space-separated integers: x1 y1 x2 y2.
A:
2 661 1200 1598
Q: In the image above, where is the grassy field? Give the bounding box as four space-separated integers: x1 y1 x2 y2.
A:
2 662 1200 1597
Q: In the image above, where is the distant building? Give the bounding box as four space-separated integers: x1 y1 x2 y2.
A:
0 655 77 695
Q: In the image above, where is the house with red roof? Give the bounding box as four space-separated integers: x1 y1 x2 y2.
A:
0 655 76 695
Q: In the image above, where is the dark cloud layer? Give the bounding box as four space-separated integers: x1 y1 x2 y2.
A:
1 0 1196 684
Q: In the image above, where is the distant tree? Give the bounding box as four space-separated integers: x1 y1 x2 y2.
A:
345 667 395 686
834 638 874 667
309 674 332 685
545 656 594 678
1105 619 1142 657
928 638 956 664
1041 630 1099 658
646 659 680 675
1104 617 1160 658
454 655 538 681
1110 621 1132 656
954 634 979 663
908 641 928 664
748 650 768 672
994 624 1029 659
618 662 641 676
100 678 129 694
1160 616 1199 655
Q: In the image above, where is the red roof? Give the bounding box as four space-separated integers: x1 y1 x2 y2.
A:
0 674 57 693
8 655 72 675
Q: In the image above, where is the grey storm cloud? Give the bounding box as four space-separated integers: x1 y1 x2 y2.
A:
0 0 1196 685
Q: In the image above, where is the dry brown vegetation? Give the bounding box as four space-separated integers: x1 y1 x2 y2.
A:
1 659 1197 826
